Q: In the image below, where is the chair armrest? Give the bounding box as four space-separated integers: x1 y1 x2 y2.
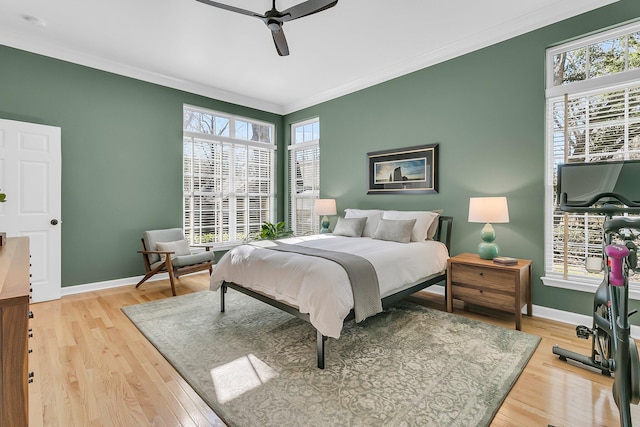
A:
138 250 175 255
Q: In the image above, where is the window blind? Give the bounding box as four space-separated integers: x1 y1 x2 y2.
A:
183 105 275 248
289 119 320 235
546 83 640 285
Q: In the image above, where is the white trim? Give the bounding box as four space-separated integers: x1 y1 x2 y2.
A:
184 130 276 150
0 1 617 116
542 275 640 300
0 33 284 114
546 69 640 98
420 286 640 339
533 303 640 339
60 276 640 339
287 139 319 151
290 117 320 130
546 19 640 67
60 271 211 297
183 104 277 131
282 0 619 114
60 273 167 296
545 19 640 94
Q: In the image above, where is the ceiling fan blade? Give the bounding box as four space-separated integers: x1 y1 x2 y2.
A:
280 0 338 22
271 28 290 56
194 0 264 18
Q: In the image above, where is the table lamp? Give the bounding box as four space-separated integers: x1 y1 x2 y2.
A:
314 199 336 233
468 197 509 260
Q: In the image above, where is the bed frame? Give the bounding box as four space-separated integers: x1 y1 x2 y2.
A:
219 215 453 369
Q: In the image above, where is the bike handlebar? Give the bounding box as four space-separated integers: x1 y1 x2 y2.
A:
561 192 640 214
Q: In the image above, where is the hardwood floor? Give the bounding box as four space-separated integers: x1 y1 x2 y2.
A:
27 273 639 426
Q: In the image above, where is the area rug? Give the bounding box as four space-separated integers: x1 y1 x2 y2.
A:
122 290 540 427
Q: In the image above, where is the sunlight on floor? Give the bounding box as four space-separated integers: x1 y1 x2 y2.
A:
210 354 279 404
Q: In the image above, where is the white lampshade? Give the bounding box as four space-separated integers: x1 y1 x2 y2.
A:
468 197 509 223
314 199 337 216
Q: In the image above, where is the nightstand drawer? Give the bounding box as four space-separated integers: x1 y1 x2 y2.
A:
451 285 515 313
451 263 515 293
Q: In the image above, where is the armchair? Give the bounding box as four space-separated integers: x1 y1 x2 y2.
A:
136 228 215 296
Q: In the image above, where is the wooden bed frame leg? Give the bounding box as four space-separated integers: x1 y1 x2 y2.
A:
317 330 326 369
220 284 226 313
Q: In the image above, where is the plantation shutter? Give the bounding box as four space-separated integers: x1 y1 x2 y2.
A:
547 83 640 281
289 142 320 235
183 106 275 248
289 118 320 235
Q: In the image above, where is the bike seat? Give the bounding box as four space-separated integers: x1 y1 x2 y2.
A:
604 217 640 234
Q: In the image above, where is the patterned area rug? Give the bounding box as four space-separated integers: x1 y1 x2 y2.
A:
122 291 540 427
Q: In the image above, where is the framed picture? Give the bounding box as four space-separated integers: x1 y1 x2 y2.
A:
367 144 438 195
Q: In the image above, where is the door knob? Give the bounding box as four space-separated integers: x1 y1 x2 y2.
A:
51 219 59 225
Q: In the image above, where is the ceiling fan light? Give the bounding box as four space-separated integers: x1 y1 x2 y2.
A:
267 20 281 32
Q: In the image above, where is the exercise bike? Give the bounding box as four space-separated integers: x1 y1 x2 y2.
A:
552 191 640 426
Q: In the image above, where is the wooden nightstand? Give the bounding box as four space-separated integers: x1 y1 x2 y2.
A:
446 253 532 330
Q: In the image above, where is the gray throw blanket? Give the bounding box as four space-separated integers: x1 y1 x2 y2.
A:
263 242 382 323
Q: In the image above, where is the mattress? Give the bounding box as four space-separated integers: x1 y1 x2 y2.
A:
210 234 449 338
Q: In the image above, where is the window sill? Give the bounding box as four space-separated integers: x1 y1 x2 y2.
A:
542 275 640 300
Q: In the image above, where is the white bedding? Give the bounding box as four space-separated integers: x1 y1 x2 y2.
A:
210 234 449 338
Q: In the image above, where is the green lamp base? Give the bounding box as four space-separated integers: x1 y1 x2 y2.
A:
477 222 499 260
320 215 331 233
478 242 499 260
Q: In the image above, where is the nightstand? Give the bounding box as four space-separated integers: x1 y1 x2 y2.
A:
446 253 532 330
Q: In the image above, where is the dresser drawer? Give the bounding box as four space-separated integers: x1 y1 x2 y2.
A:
451 285 516 313
451 263 515 293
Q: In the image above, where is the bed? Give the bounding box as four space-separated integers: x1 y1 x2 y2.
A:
210 211 453 368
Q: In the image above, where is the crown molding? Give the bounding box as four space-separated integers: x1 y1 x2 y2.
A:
0 31 286 115
0 0 618 116
281 0 619 114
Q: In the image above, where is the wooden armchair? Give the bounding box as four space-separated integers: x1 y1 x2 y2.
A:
136 228 215 296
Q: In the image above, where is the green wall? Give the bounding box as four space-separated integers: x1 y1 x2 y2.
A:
0 46 284 286
1 0 639 320
283 0 640 319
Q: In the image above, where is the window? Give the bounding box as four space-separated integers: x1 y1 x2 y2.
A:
289 118 320 235
183 105 275 248
543 21 640 297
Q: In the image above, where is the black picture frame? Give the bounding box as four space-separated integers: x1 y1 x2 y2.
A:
367 144 439 195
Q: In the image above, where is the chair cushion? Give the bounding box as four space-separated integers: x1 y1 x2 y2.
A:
143 228 185 264
156 239 191 263
150 250 215 270
172 250 215 268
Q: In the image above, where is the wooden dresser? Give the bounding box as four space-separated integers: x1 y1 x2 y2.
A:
446 253 532 330
0 237 31 427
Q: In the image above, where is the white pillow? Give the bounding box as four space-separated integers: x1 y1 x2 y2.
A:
344 209 383 237
156 239 191 263
382 210 439 242
426 209 444 240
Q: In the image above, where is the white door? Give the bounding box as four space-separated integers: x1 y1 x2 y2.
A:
0 118 61 302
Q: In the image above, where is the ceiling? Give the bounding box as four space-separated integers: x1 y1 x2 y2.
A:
0 0 618 115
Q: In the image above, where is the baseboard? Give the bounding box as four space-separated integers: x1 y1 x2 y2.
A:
60 274 166 296
419 285 640 339
62 278 640 339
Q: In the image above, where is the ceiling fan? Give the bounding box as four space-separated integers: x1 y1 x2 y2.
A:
195 0 338 56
